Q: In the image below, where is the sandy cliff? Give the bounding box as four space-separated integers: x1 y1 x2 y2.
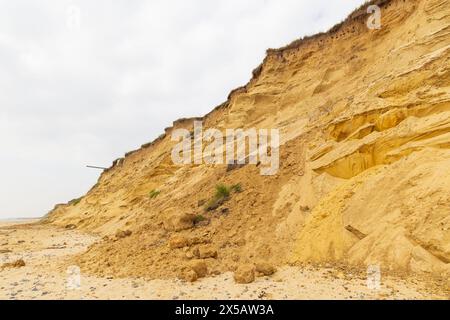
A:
44 0 450 284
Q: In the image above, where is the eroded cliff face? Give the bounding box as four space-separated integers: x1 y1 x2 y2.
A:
44 0 450 281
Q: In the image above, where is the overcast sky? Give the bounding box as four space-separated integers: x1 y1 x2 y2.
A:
0 0 366 219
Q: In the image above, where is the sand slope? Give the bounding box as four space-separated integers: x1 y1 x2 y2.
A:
41 0 450 289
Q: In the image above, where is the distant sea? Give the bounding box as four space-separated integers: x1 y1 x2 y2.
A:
0 217 40 223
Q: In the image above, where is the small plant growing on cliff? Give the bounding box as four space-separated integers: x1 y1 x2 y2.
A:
215 184 231 198
193 214 207 224
231 183 242 193
205 183 242 211
205 184 229 211
148 189 161 199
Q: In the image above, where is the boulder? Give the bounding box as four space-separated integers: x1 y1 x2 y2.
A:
255 262 276 276
198 245 218 259
192 247 200 258
1 259 26 270
115 230 132 239
180 269 198 282
12 259 26 268
234 264 256 284
163 212 196 231
190 260 208 278
169 236 189 249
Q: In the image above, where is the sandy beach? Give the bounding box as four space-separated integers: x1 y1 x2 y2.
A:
0 220 447 300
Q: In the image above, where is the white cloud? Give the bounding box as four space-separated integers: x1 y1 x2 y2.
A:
0 0 366 218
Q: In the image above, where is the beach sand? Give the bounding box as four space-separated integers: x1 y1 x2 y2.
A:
0 220 447 300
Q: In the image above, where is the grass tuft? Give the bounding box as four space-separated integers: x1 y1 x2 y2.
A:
148 189 161 199
193 214 207 224
204 183 242 212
